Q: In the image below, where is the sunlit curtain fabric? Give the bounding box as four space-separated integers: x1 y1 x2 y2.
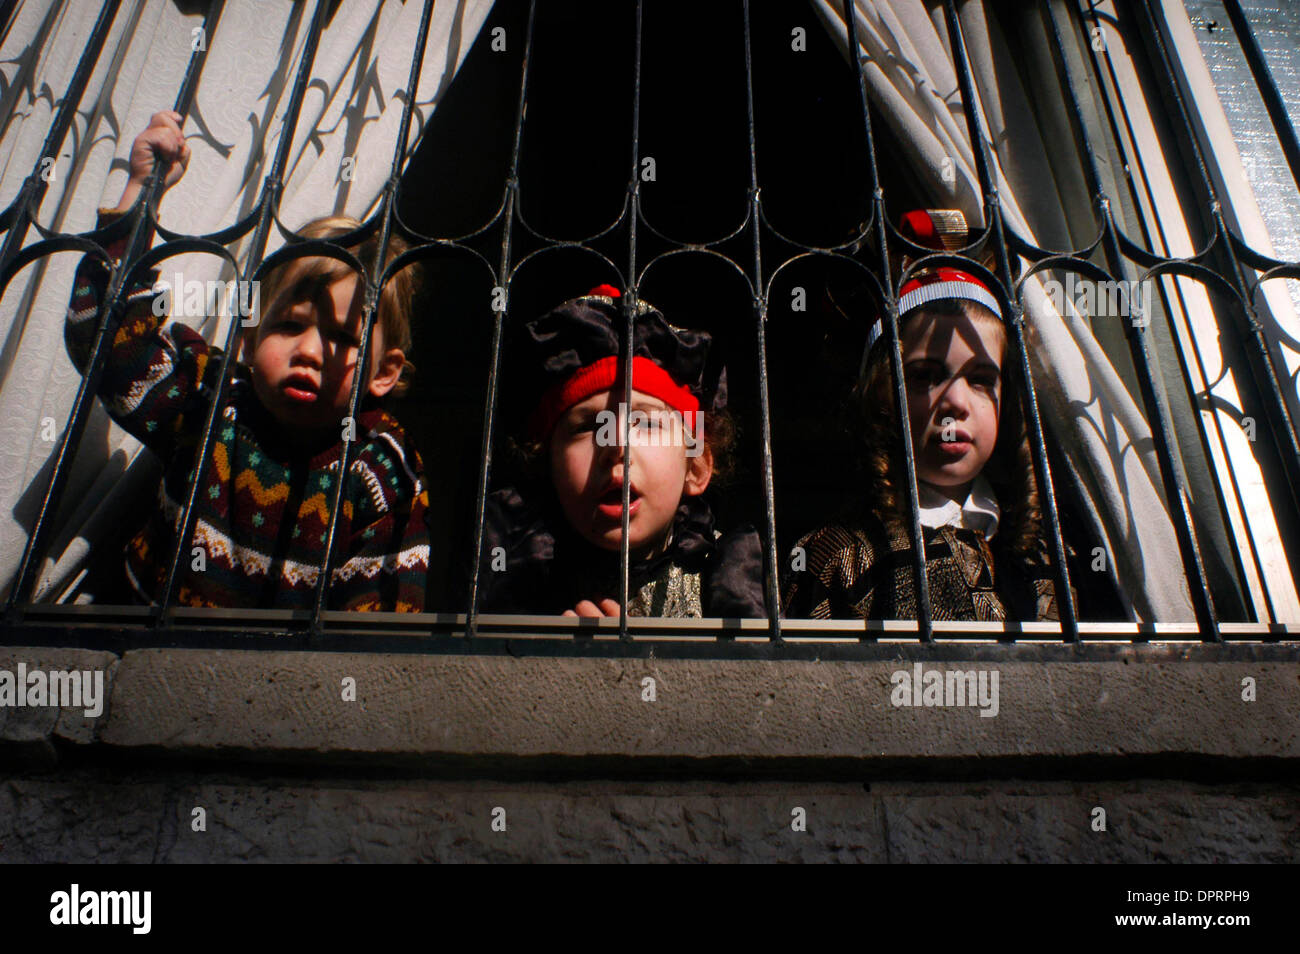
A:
0 0 492 601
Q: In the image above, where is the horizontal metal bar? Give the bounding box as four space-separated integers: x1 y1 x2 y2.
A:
11 601 1298 641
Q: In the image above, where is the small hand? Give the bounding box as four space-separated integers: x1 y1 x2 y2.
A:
112 111 190 212
562 598 622 618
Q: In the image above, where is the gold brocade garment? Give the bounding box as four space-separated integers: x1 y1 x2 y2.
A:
782 522 1058 622
627 561 704 618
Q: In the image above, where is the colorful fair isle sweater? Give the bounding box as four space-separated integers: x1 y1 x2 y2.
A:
63 210 430 612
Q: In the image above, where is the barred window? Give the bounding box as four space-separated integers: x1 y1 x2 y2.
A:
2 0 1298 649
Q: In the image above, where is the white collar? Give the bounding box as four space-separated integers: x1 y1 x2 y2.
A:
916 475 1000 541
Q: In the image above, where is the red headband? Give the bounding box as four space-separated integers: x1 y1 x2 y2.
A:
527 285 704 439
529 356 701 440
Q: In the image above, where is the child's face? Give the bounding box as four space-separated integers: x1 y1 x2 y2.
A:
549 388 712 557
900 306 1005 498
245 273 401 440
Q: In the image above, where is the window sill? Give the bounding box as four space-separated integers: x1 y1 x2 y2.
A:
2 641 1297 774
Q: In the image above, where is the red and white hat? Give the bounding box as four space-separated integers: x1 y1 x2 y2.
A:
866 209 1001 352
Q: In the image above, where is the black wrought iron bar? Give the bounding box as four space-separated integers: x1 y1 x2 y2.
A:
739 0 781 639
1057 25 1266 625
991 220 1081 641
156 0 331 622
1220 0 1300 200
1045 3 1258 634
0 1 20 40
1161 1 1300 545
616 0 647 641
4 0 218 617
308 0 438 633
171 0 224 120
841 0 932 641
1133 0 1300 494
0 1 119 270
941 0 1079 639
1133 0 1300 631
467 0 537 639
12 0 1298 649
3 0 123 613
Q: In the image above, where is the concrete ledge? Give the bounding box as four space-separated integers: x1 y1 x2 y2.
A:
0 648 117 766
6 643 1297 861
51 647 1296 769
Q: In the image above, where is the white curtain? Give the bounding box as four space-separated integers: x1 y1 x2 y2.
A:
813 0 1201 621
0 0 492 602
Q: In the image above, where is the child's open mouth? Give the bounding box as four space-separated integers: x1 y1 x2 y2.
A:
596 485 641 519
283 375 319 404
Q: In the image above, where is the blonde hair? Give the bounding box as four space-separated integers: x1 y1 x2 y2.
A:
251 215 417 397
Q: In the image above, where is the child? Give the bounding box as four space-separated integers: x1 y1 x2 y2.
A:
782 209 1060 622
473 286 766 618
64 111 430 612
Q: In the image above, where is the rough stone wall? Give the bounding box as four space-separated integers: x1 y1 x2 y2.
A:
4 774 1298 863
2 642 1298 862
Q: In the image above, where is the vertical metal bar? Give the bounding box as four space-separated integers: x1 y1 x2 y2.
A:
1046 0 1232 638
0 1 21 40
157 0 332 621
841 0 932 641
0 1 119 271
467 0 537 638
4 0 225 617
1182 0 1300 534
1090 0 1281 639
1132 0 1300 630
740 0 781 639
2 0 123 613
172 0 225 118
940 0 1080 640
309 0 438 632
616 0 646 641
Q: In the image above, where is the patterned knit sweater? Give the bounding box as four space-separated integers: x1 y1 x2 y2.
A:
64 210 430 612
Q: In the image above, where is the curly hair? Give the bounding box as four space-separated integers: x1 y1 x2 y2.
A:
854 298 1043 560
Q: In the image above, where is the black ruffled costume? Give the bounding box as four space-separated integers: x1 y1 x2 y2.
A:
467 287 767 618
475 486 767 617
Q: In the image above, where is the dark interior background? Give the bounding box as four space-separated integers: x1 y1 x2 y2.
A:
391 0 965 613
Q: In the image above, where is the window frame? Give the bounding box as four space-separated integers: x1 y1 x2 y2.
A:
2 0 1299 649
